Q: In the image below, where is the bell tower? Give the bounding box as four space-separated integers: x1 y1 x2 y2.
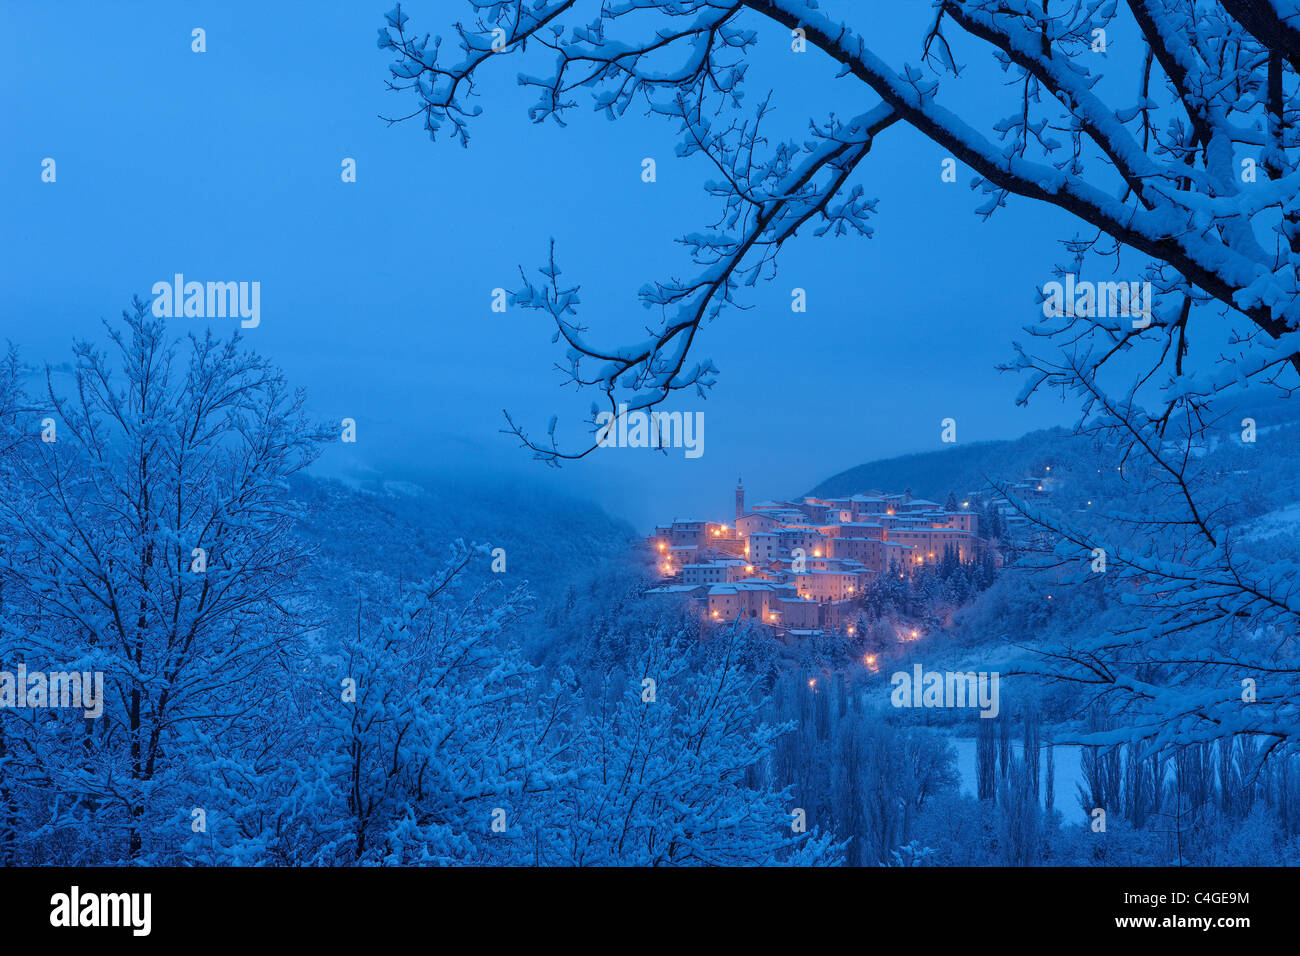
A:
735 477 745 522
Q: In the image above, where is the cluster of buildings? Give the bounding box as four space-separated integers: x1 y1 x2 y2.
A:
647 480 991 638
988 469 1062 537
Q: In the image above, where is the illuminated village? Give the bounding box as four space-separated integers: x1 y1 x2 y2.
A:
648 480 1013 638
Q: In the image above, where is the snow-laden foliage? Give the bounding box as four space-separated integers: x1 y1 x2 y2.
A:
185 543 575 866
540 627 844 865
0 302 327 863
0 308 834 864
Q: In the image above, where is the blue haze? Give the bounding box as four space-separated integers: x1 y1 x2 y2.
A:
1 0 1076 528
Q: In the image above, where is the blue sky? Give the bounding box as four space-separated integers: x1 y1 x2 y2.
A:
1 1 1085 529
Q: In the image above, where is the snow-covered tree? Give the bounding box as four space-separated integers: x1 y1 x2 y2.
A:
281 543 571 866
541 626 844 865
0 301 327 862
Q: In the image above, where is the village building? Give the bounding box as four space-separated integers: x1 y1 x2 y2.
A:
647 479 1007 638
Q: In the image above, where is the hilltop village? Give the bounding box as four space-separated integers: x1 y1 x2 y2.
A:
647 479 1051 638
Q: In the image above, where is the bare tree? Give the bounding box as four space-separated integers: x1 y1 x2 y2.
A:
0 300 327 861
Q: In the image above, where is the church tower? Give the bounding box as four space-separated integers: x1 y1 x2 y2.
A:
735 478 745 522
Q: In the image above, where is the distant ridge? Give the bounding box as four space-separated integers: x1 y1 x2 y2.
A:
807 426 1075 502
809 392 1300 504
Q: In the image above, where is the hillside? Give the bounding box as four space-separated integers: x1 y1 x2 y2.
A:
808 392 1300 511
289 470 637 629
806 428 1074 503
